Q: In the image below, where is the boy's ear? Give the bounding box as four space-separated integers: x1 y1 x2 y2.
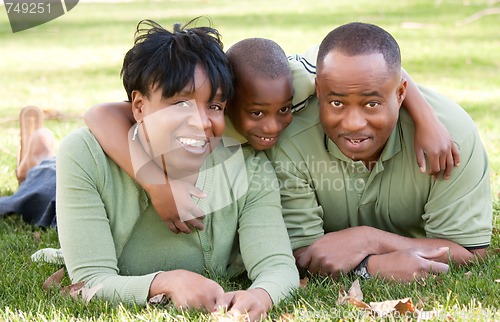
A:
131 90 145 122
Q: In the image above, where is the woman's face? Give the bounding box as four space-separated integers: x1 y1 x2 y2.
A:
132 65 226 179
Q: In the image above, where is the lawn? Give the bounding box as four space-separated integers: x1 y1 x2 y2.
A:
0 0 499 320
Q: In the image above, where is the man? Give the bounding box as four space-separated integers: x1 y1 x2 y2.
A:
266 22 492 281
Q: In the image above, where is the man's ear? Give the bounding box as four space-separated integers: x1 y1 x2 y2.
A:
315 77 320 98
131 90 145 122
397 78 407 106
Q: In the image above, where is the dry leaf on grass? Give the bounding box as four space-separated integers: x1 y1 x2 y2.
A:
299 277 309 288
148 293 169 305
33 231 41 244
464 271 473 279
277 313 295 321
60 281 102 303
369 297 415 317
337 279 370 309
42 268 65 290
210 311 249 322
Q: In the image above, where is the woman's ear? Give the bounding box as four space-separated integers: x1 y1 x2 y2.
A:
131 90 145 122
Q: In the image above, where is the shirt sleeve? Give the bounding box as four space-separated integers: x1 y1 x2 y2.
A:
423 127 492 248
288 45 317 113
56 128 158 305
268 146 325 250
237 152 299 304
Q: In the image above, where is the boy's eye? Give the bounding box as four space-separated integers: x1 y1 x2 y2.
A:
251 111 263 117
330 100 343 108
365 101 380 108
279 106 291 113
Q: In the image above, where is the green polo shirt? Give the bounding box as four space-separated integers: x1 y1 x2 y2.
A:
266 86 492 250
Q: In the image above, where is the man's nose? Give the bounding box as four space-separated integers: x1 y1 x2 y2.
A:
342 108 367 132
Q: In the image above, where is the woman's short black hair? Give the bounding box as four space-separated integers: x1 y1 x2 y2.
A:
121 18 233 102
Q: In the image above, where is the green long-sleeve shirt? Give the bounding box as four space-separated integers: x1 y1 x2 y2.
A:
56 127 298 305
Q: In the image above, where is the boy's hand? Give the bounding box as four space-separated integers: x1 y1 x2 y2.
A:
145 180 206 234
414 116 460 180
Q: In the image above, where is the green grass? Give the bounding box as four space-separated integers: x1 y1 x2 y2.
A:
1 0 499 320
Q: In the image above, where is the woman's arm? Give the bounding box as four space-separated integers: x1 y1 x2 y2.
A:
56 128 159 303
226 152 299 319
84 102 205 233
401 69 460 179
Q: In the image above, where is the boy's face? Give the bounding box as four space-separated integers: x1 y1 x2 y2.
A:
227 75 293 151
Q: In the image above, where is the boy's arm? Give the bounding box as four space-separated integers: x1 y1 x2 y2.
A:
402 69 460 179
84 102 205 233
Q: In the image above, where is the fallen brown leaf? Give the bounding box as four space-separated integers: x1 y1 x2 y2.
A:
149 293 169 305
347 279 363 301
277 313 295 321
80 284 103 303
61 281 85 300
42 268 65 291
33 231 41 244
370 297 415 317
338 279 370 309
299 277 309 288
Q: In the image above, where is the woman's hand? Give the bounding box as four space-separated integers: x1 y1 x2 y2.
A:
213 288 272 322
149 270 224 311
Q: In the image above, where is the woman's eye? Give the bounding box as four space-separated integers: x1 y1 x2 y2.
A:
251 111 263 117
210 104 224 111
175 101 192 108
331 100 343 107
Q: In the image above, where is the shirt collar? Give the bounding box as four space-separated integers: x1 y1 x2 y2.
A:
222 115 248 146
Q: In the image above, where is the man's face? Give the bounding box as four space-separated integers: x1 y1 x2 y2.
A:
227 75 293 151
132 65 226 179
316 51 406 168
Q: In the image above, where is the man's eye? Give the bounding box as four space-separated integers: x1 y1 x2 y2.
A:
366 102 380 108
251 111 263 117
330 100 343 107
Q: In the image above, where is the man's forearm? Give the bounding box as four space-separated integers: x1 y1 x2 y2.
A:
365 226 486 265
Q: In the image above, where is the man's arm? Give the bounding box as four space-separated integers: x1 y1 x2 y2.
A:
295 226 486 281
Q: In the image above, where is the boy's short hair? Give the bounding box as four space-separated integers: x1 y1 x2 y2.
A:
121 18 233 102
226 38 291 85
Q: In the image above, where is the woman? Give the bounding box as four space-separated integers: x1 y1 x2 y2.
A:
56 19 298 321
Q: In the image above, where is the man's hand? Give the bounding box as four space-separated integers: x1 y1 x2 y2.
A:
213 288 272 322
367 247 449 282
149 270 224 311
295 227 375 277
414 116 460 180
145 180 206 234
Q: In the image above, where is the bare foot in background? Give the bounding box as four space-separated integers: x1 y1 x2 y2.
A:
16 128 56 184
